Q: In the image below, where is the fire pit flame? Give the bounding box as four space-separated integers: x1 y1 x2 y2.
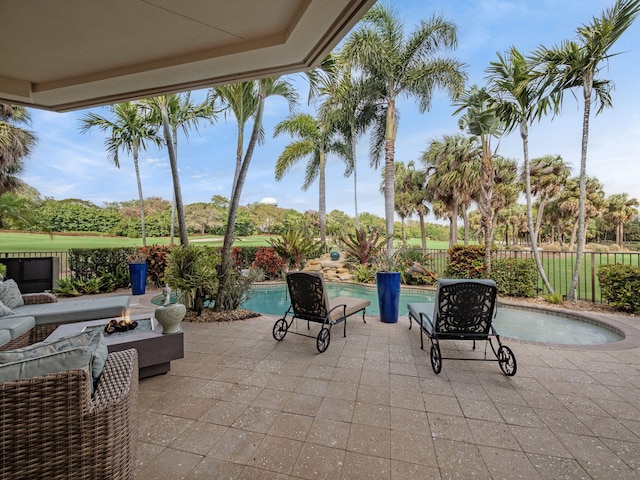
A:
104 310 138 334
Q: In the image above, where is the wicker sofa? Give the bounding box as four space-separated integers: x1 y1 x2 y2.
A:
0 293 130 349
0 348 139 480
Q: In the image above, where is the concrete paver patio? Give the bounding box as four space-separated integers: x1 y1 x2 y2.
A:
130 294 640 480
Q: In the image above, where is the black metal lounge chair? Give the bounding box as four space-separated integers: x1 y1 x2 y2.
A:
408 279 516 376
272 271 370 353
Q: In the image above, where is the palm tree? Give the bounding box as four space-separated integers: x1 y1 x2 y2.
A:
342 4 466 254
274 113 349 246
143 94 210 246
79 102 159 245
604 193 639 247
390 162 414 248
0 104 36 187
556 176 607 250
529 155 571 240
318 57 380 230
533 0 640 300
454 86 504 271
213 78 298 312
486 47 556 292
421 134 480 248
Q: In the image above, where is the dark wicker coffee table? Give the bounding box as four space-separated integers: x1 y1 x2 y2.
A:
45 314 184 379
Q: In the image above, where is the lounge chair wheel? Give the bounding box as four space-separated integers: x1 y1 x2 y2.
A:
317 327 330 353
273 318 288 341
430 344 442 374
498 345 517 376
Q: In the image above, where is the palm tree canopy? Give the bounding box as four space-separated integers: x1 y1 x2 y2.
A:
342 3 467 166
0 104 36 174
79 102 159 167
532 0 640 114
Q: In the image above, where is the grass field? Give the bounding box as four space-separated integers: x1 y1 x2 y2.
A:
0 231 452 252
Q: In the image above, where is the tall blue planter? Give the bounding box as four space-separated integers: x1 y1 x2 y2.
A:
129 262 147 295
376 271 401 324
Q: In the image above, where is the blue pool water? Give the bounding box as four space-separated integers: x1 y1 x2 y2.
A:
240 283 623 345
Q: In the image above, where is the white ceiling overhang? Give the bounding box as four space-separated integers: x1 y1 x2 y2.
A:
0 0 375 112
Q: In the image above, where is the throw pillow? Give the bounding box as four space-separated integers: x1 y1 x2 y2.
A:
0 346 93 384
0 330 108 384
0 299 12 316
0 279 24 309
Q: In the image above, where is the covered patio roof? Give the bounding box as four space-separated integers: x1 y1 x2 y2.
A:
0 0 375 112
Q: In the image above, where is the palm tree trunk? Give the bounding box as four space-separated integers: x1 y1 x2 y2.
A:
319 147 327 246
462 208 469 245
567 79 593 301
160 103 188 246
520 120 553 293
384 100 397 254
351 124 359 230
450 203 459 248
419 213 426 250
132 144 147 246
479 136 494 273
231 124 244 203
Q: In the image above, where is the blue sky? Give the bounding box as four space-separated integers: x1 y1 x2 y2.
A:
23 0 640 223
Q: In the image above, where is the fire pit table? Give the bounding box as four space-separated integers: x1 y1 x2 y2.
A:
45 313 184 379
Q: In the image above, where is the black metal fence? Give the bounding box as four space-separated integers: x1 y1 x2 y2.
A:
424 249 640 302
3 249 639 303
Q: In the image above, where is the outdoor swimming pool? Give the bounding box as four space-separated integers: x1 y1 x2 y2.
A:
240 283 624 345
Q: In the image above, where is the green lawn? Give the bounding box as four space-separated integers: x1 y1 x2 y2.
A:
0 232 452 252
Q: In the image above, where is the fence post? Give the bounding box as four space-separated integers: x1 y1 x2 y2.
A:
590 252 596 303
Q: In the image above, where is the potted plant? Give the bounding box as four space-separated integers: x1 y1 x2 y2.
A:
127 249 148 296
374 251 403 324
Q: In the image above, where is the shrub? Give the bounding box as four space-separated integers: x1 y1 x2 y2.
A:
445 244 487 279
598 264 640 313
231 247 259 268
541 243 561 252
216 265 260 311
608 244 622 252
252 247 286 280
141 245 175 287
69 247 133 285
491 258 537 298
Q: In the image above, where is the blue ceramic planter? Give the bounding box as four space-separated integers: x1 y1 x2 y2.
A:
129 262 148 295
376 271 401 323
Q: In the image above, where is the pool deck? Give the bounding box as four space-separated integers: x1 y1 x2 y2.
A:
102 289 640 479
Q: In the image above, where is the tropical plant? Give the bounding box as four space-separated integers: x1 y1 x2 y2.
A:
269 229 321 270
211 77 298 312
342 3 466 254
339 227 386 265
532 0 640 300
274 113 350 246
79 102 160 246
164 245 219 314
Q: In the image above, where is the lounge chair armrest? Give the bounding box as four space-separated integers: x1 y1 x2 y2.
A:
92 349 138 413
22 292 58 304
419 312 435 332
